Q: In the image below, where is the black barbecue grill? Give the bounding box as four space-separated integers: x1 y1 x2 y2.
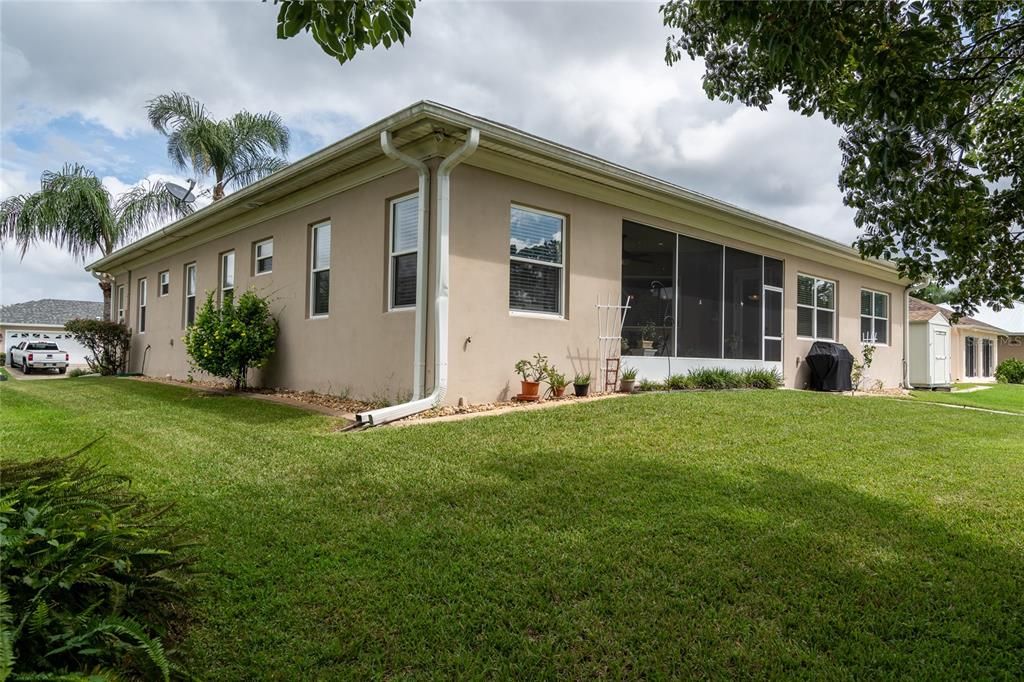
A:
805 341 854 391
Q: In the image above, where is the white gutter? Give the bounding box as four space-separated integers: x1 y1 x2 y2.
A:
356 127 480 426
380 130 429 400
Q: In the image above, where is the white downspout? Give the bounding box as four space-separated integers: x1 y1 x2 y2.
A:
356 127 480 426
380 130 429 400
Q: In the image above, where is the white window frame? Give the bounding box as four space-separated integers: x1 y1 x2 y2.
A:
797 274 836 341
509 204 566 318
254 238 273 276
859 288 889 346
184 262 197 328
965 336 977 377
763 258 784 361
388 193 419 311
116 284 126 324
158 270 170 297
310 222 331 319
220 251 235 304
137 278 148 334
981 338 994 377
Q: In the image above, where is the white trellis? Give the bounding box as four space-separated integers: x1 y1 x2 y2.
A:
597 294 632 392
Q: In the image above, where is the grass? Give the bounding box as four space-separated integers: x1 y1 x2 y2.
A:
909 382 1024 414
2 378 1023 679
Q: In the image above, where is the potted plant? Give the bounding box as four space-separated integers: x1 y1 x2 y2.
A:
546 368 569 398
619 366 638 393
573 372 591 397
640 322 657 356
514 352 549 400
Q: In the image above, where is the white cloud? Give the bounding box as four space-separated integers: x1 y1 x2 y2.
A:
2 0 869 305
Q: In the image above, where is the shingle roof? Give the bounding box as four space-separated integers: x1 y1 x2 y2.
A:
908 297 1008 334
0 299 104 326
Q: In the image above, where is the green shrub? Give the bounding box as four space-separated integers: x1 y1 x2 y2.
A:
995 358 1024 384
64 319 131 375
637 378 665 392
0 351 5 366
0 447 194 679
665 373 692 390
184 290 278 390
740 367 784 389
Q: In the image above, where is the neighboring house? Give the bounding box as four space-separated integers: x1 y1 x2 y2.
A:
1 298 103 366
86 101 909 422
1000 331 1024 364
907 297 1007 387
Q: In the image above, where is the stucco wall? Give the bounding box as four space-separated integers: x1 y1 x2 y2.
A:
949 327 1000 383
116 168 422 402
999 336 1024 364
111 161 907 405
445 165 906 404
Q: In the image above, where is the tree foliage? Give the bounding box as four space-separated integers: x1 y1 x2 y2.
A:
147 91 290 200
0 447 194 679
183 290 278 390
272 0 416 65
64 318 132 376
662 0 1024 315
914 282 959 305
0 164 192 319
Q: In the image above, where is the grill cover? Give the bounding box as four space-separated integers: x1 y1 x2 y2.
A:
805 341 854 391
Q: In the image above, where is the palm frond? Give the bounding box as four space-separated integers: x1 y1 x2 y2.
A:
223 155 289 189
114 181 194 244
146 91 207 135
229 110 291 156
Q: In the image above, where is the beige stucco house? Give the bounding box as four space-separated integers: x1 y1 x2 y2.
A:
907 297 1007 387
87 102 910 423
1000 331 1024 364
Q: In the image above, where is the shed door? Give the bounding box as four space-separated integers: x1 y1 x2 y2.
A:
932 329 949 384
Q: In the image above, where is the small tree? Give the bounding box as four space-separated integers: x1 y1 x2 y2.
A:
183 290 278 390
64 319 131 375
851 344 876 393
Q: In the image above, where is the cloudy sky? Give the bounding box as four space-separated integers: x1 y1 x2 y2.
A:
2 0 1020 329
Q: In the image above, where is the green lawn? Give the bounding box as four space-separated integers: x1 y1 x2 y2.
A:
3 378 1023 679
909 382 1024 414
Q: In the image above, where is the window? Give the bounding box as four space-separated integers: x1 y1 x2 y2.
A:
860 289 889 344
116 284 126 323
255 239 273 275
137 278 148 333
509 205 565 315
982 338 994 377
797 275 835 340
763 258 784 362
724 247 763 359
622 221 676 355
220 251 235 303
184 263 197 327
621 222 784 362
310 222 331 317
158 270 170 297
389 194 418 309
965 336 977 377
676 234 721 358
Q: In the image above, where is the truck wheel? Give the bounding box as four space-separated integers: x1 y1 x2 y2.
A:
23 365 30 375
59 368 66 375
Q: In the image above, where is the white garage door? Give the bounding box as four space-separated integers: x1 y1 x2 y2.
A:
5 330 93 365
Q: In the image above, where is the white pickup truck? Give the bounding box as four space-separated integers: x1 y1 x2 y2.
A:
9 341 69 374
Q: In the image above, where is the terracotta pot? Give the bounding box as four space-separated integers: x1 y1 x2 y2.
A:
619 379 636 393
520 380 541 397
552 386 566 398
574 383 590 397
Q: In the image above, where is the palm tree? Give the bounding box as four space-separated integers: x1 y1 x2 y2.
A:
0 164 193 320
146 92 290 201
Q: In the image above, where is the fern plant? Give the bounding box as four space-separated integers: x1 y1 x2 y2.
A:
0 445 195 679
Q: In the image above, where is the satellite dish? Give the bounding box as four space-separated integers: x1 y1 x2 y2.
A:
165 179 197 205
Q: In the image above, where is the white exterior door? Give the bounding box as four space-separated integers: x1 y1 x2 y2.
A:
932 329 949 385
